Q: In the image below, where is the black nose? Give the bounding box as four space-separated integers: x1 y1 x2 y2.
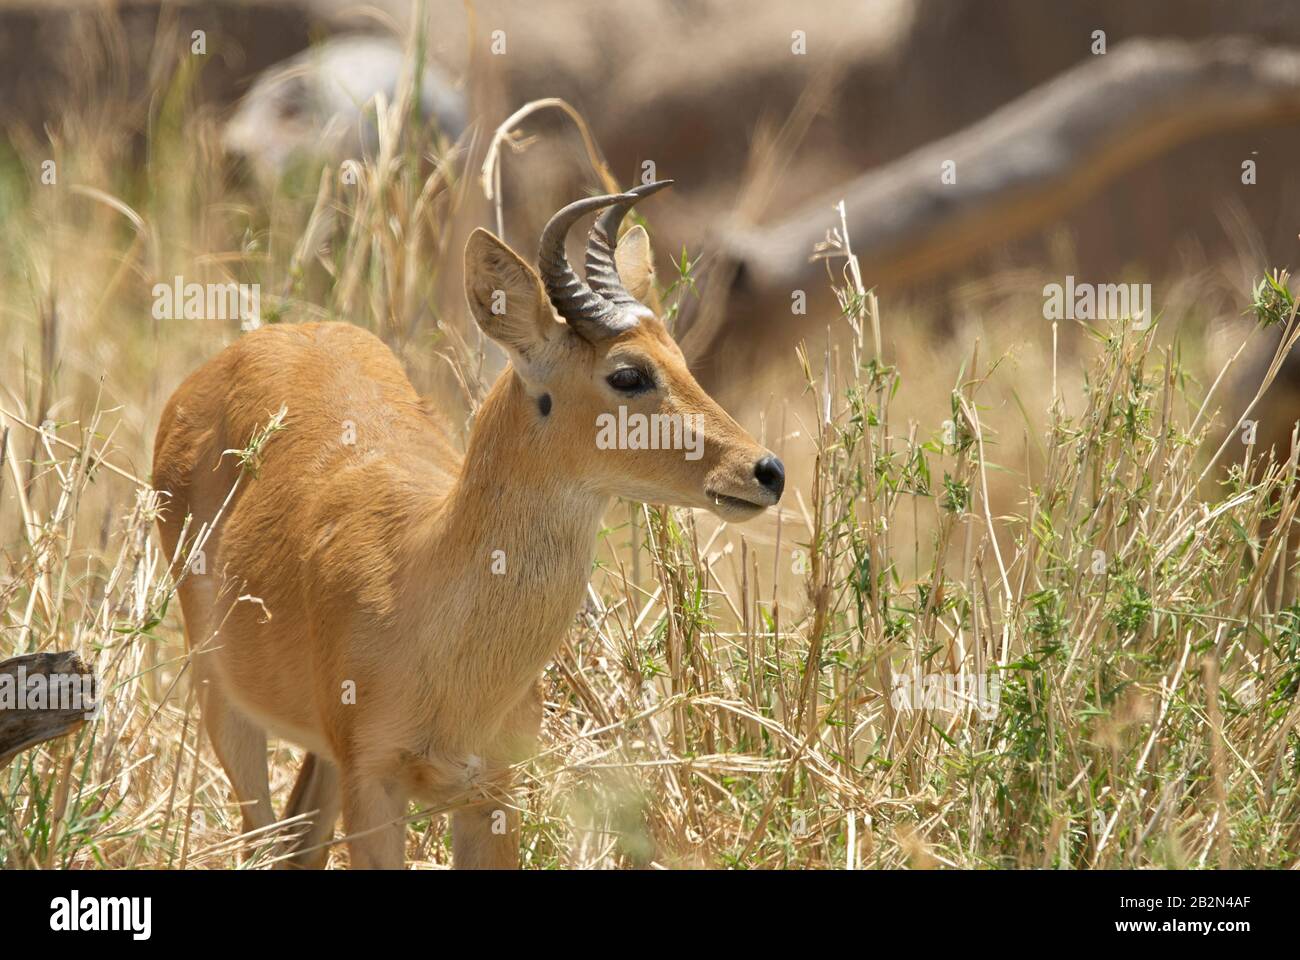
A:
754 455 785 498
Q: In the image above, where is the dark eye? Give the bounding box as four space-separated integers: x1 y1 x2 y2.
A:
606 367 653 393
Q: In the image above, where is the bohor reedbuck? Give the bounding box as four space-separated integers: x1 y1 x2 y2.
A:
152 181 784 868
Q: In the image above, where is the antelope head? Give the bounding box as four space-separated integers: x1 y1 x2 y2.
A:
464 182 784 520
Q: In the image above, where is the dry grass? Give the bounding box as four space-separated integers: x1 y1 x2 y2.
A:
2 30 1299 870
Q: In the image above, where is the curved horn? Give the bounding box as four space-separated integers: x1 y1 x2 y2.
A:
586 180 674 309
538 192 637 341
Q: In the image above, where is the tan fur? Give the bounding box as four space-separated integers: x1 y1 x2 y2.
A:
152 225 779 868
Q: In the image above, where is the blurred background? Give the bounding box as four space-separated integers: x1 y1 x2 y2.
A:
2 0 1299 868
3 0 1298 474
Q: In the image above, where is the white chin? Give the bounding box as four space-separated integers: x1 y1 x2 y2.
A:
704 493 767 521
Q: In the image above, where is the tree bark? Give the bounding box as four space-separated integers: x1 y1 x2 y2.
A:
0 651 96 772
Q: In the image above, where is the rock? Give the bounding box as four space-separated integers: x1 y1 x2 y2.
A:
222 33 466 185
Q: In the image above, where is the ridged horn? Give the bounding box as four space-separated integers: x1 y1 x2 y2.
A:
537 192 638 341
585 180 674 309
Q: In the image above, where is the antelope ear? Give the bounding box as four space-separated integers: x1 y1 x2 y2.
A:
614 225 656 304
464 228 560 359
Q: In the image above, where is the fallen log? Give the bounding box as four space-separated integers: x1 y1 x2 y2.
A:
685 37 1300 384
0 651 96 772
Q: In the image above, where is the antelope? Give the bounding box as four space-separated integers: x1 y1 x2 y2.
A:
151 181 785 868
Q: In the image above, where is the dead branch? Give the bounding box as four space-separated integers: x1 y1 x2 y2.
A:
686 37 1300 370
0 651 96 772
